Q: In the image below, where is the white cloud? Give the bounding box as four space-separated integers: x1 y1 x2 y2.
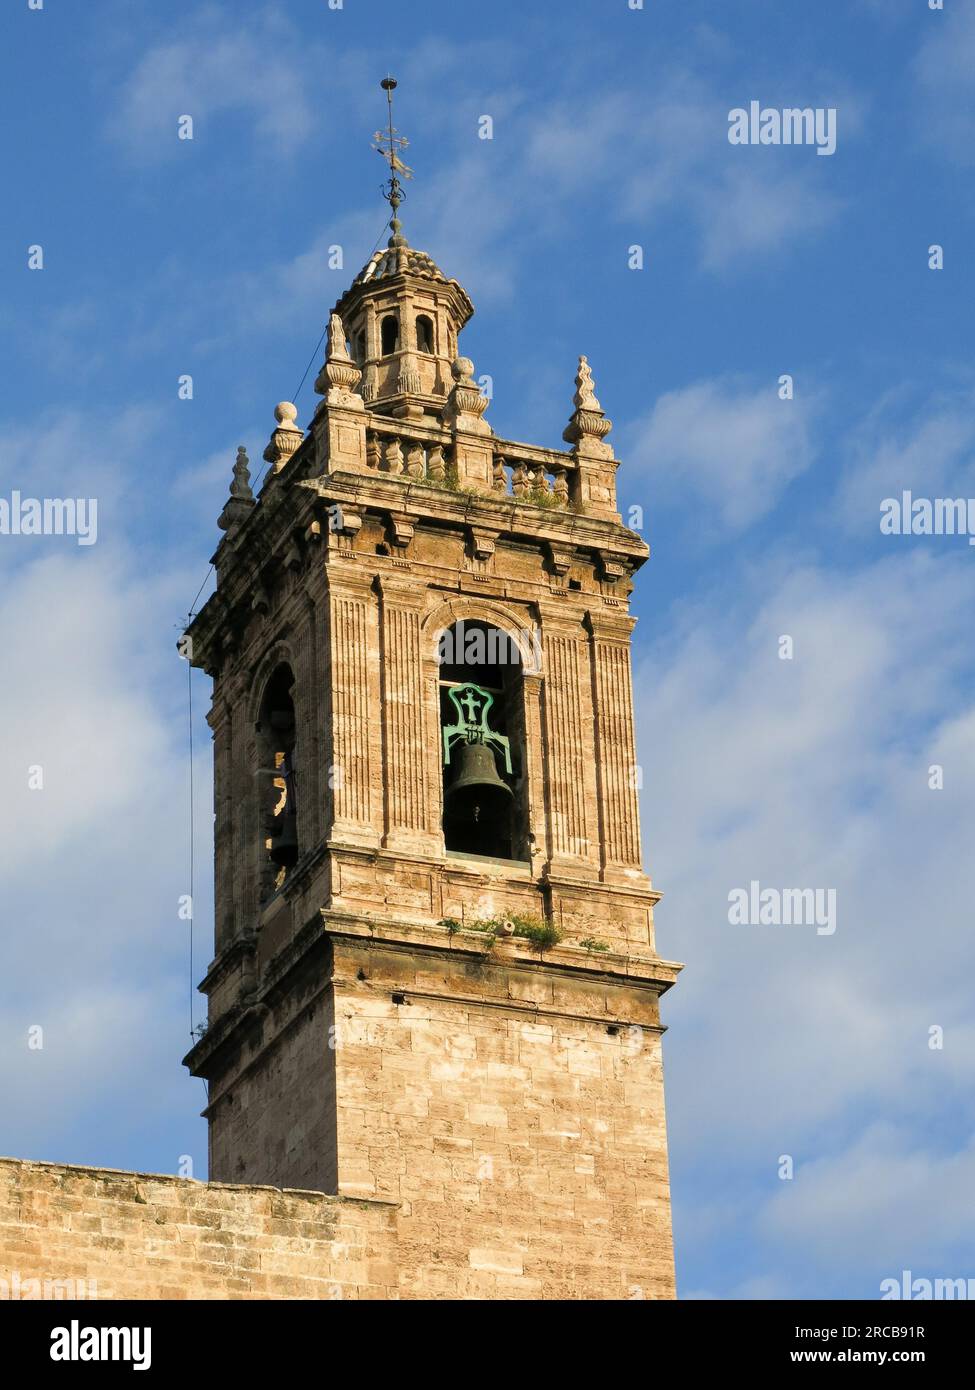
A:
108 8 320 160
915 2 975 164
521 80 845 273
836 383 975 534
587 390 975 1306
0 554 178 858
696 166 839 271
0 409 212 1166
642 547 975 1292
623 376 820 530
759 1126 975 1274
101 20 851 352
1 986 186 1158
0 545 210 1161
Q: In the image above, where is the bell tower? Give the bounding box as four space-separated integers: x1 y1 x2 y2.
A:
184 80 681 1300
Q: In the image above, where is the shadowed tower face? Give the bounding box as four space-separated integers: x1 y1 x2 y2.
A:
184 80 681 1300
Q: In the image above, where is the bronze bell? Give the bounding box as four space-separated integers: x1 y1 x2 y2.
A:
444 741 512 843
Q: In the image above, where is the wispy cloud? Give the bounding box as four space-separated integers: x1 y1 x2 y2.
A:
106 6 322 161
836 381 975 534
915 1 975 165
644 547 975 1294
760 1125 975 1274
0 407 212 1168
622 375 821 531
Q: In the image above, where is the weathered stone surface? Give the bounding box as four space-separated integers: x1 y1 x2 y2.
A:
0 1158 396 1301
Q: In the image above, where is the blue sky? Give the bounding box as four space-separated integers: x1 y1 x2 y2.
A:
2 0 975 1299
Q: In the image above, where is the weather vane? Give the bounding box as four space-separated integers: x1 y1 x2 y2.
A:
373 75 413 243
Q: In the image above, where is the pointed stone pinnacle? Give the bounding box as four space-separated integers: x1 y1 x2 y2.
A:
563 355 613 452
573 355 602 412
218 445 257 533
229 446 253 499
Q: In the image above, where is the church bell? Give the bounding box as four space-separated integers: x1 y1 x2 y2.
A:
444 740 512 845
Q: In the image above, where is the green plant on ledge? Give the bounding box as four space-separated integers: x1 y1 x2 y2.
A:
519 485 565 511
439 913 562 952
422 468 461 494
466 920 499 946
579 937 610 953
509 915 562 950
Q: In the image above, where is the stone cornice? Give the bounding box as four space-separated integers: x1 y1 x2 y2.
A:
299 471 647 556
185 906 682 1079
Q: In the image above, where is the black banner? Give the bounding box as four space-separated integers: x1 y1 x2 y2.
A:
1 1298 967 1374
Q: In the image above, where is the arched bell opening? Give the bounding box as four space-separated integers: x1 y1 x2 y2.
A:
380 313 399 356
256 663 299 887
416 313 435 354
438 620 528 862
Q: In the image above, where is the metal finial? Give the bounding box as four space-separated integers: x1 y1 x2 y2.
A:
372 75 413 246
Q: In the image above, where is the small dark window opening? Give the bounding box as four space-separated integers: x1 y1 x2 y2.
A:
568 578 582 591
381 314 399 355
439 621 527 861
416 314 434 354
355 332 366 362
257 665 298 877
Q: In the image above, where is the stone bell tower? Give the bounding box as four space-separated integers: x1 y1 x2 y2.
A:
183 80 681 1300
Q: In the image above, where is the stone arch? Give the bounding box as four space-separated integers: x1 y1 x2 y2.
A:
422 598 539 862
247 641 300 725
380 313 399 356
421 597 541 674
415 313 435 354
246 642 302 893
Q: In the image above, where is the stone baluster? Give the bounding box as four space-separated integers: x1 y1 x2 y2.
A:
427 444 446 482
384 438 404 475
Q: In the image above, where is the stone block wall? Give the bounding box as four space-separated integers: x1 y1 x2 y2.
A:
0 1158 397 1300
206 965 338 1194
329 932 677 1300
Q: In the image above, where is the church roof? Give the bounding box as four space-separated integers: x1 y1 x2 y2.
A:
354 240 454 288
333 235 475 326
